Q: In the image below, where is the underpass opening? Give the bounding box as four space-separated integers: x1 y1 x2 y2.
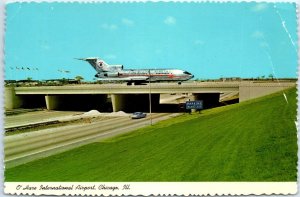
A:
18 95 46 109
192 93 221 109
158 93 222 112
45 94 108 111
111 94 160 113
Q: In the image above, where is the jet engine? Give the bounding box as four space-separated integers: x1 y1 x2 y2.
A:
103 72 120 77
108 65 124 71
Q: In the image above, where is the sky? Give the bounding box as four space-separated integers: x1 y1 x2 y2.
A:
4 2 298 81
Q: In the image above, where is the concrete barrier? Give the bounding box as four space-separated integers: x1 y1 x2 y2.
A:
239 81 295 102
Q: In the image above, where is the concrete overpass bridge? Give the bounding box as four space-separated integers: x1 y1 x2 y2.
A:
5 81 295 112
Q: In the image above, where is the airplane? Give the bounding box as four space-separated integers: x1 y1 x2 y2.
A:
76 57 194 85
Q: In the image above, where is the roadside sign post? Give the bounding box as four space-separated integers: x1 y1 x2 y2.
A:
185 100 203 114
149 69 152 125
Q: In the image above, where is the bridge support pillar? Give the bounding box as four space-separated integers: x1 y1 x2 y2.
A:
45 95 61 110
111 94 160 112
111 94 127 112
5 87 23 109
192 93 220 109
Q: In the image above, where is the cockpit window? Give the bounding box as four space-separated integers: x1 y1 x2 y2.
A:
183 71 191 75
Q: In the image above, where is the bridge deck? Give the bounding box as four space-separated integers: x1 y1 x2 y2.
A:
14 82 241 95
14 81 295 95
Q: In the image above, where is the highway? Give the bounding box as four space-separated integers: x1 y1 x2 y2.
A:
5 112 180 168
5 110 82 128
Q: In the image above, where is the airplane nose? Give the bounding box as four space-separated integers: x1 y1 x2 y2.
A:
191 75 194 79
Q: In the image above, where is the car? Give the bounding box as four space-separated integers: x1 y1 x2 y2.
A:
131 112 147 119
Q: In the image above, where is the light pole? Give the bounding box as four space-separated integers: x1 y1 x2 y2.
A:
149 69 152 125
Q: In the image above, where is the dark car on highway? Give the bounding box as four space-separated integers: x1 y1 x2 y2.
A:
131 112 147 119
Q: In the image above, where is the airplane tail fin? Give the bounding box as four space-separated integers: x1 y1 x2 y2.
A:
76 57 109 72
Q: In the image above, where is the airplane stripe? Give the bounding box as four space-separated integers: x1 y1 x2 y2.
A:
119 74 186 77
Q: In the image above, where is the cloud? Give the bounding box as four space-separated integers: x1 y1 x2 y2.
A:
122 18 134 27
251 3 268 12
39 40 51 50
164 16 176 25
101 23 118 30
194 40 205 46
259 42 269 48
155 49 162 54
252 31 269 48
251 30 264 39
41 45 50 50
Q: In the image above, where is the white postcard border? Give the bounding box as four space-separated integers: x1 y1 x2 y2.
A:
4 182 298 195
1 0 299 196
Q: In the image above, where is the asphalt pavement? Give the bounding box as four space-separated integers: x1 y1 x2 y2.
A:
5 110 82 129
5 112 181 168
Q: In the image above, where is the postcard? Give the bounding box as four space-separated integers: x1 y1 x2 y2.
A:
2 0 298 196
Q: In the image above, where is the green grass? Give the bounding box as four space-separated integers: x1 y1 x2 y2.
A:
5 88 297 181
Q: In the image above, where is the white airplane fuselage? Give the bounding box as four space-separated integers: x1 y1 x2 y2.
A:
77 57 194 83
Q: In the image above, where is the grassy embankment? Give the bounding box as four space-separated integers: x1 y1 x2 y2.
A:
5 88 297 181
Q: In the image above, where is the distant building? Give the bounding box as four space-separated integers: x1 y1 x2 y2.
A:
220 77 241 81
